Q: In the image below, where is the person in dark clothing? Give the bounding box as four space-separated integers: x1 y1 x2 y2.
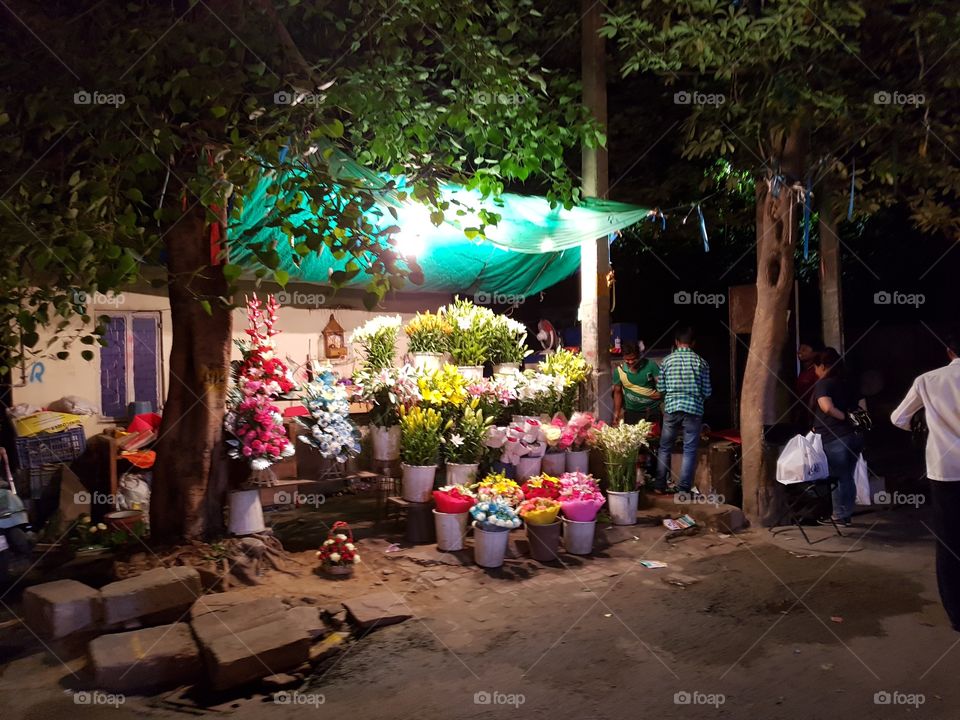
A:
794 340 822 427
811 348 862 526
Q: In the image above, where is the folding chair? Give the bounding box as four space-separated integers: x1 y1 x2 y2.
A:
772 477 842 544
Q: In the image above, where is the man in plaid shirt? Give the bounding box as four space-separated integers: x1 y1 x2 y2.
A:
654 326 712 493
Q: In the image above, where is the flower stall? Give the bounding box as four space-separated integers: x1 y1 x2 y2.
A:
592 420 653 525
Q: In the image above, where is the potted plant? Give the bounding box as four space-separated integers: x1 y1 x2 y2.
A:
518 497 562 562
432 485 476 551
350 314 402 372
316 521 361 577
558 471 605 555
593 421 653 525
405 311 451 371
443 400 494 485
440 297 495 379
297 361 362 465
470 500 521 568
399 405 449 502
515 369 568 418
540 349 592 417
551 411 599 473
489 315 532 374
354 365 420 461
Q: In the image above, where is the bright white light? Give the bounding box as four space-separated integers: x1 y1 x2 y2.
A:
540 238 555 251
395 232 425 259
394 203 434 259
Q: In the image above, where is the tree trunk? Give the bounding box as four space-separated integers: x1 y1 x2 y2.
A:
740 132 805 525
819 200 844 352
151 206 232 542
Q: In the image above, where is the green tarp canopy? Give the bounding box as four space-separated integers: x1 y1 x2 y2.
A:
229 155 648 297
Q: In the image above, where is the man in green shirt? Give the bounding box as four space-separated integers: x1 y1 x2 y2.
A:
613 341 662 424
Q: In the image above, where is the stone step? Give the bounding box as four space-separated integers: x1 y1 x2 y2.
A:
100 567 201 626
89 622 202 693
23 579 100 640
191 597 288 648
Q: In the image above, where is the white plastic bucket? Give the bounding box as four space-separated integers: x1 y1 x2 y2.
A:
541 452 566 476
228 489 266 535
411 352 444 372
562 517 595 555
446 462 479 486
433 510 469 551
565 450 590 474
371 425 401 461
607 490 640 525
457 365 484 381
493 363 520 375
515 455 542 482
473 526 511 568
401 463 437 502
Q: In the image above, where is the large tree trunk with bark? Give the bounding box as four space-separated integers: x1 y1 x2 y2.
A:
740 130 805 525
151 206 232 541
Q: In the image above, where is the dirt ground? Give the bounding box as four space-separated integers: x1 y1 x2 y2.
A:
0 489 957 720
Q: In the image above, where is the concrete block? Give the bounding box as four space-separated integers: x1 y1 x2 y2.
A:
23 579 100 639
202 616 311 691
342 592 413 629
89 622 201 693
100 566 200 626
191 597 287 648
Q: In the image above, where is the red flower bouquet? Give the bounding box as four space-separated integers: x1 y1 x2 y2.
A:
433 485 476 514
521 474 562 500
316 521 361 575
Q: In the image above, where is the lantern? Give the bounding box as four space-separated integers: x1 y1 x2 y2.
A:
323 313 346 358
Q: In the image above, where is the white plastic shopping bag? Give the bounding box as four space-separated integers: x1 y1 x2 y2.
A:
854 454 872 505
776 432 830 484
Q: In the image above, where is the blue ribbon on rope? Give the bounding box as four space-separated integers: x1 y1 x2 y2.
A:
802 175 812 259
696 204 710 252
847 158 856 221
278 144 289 164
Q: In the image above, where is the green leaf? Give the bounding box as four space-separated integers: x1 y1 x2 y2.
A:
274 269 290 287
222 263 244 283
199 299 212 316
211 106 228 118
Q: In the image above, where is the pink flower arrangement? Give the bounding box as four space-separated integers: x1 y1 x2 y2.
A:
551 412 602 452
235 295 296 397
557 471 605 521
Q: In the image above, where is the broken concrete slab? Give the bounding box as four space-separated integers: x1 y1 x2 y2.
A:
89 622 202 693
100 566 201 626
188 588 270 619
192 597 289 650
342 592 413 629
23 579 100 640
285 606 326 641
644 495 748 533
201 615 311 691
309 630 349 663
261 672 301 690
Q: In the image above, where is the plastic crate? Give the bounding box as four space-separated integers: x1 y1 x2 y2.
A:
15 427 86 469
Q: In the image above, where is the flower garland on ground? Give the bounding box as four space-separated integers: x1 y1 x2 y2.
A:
224 295 295 471
297 361 361 464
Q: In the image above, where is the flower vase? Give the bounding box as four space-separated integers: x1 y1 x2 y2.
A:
515 455 542 482
526 520 561 562
562 517 595 555
228 488 266 535
411 352 444 373
607 490 640 525
540 452 566 476
323 564 354 578
493 362 520 375
371 425 401 461
433 510 469 552
473 526 510 568
445 462 479 486
565 449 590 473
401 463 437 502
457 365 484 381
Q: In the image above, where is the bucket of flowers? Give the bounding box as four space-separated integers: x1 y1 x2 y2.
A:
316 521 361 577
520 473 563 501
471 471 524 508
399 405 450 502
470 500 522 568
351 315 402 372
540 349 592 417
489 315 532 374
592 421 653 526
541 422 566 475
353 365 420 461
558 471 605 555
518 496 562 562
297 362 362 469
432 484 476 552
405 311 452 371
439 297 496 380
551 411 601 473
443 399 494 486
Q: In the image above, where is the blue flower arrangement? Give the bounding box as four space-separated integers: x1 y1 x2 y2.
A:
297 362 361 464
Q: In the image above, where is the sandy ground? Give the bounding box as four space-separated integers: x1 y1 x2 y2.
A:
0 492 957 720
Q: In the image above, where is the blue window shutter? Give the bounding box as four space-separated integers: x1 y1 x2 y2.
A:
132 315 159 411
100 315 127 417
